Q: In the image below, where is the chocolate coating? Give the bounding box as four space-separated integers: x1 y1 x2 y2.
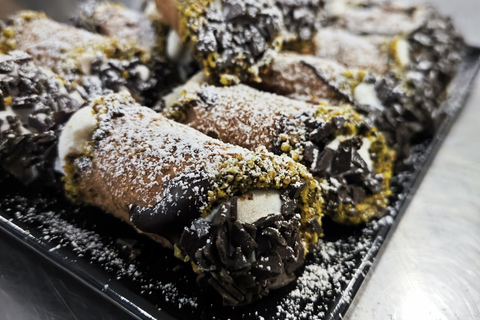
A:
179 184 307 306
129 171 211 239
179 0 283 84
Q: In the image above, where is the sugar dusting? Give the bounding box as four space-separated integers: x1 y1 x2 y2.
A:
0 192 200 312
169 83 315 151
80 93 245 207
313 27 389 75
0 141 425 318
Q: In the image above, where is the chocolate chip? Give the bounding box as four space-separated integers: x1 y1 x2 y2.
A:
281 197 297 216
196 28 218 53
352 186 367 204
312 148 335 173
331 143 353 176
225 1 244 20
343 171 364 185
252 251 283 280
0 60 15 73
303 141 317 163
179 219 211 259
242 221 256 238
332 117 346 129
287 179 306 200
337 186 350 203
249 26 267 57
231 220 257 256
215 226 229 266
212 202 231 227
308 217 323 236
262 227 287 246
253 214 278 228
351 150 369 172
309 121 333 143
230 247 249 270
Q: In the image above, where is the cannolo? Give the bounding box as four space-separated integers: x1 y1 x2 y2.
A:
172 0 284 85
164 77 395 225
73 1 167 55
252 52 439 158
73 1 198 85
322 0 431 36
0 50 81 184
0 11 174 108
253 1 464 157
305 2 464 81
59 92 324 306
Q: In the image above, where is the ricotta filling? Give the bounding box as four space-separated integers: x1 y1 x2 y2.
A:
57 106 98 170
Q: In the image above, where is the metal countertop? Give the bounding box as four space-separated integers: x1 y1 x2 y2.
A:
344 1 480 319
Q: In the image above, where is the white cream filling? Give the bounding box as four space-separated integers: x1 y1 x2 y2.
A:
358 137 373 171
326 0 349 16
395 38 410 67
164 71 206 108
166 29 193 66
57 106 98 170
354 83 382 108
78 52 98 75
144 0 163 21
326 135 374 171
134 65 150 82
236 190 282 224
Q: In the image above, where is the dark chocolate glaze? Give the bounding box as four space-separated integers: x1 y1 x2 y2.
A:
129 170 211 241
178 183 308 306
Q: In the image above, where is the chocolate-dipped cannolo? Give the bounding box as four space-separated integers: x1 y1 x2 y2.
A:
0 50 81 184
252 52 441 158
172 0 284 85
305 3 464 82
73 1 198 86
164 78 395 225
0 11 174 108
254 1 465 157
59 92 324 306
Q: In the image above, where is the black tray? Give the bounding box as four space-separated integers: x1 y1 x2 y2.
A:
1 46 479 320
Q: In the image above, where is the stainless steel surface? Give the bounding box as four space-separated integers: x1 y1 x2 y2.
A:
345 1 480 319
0 0 478 319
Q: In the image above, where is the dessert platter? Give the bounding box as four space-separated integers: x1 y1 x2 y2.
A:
0 0 478 319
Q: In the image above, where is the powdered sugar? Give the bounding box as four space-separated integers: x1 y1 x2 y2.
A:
313 28 389 75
